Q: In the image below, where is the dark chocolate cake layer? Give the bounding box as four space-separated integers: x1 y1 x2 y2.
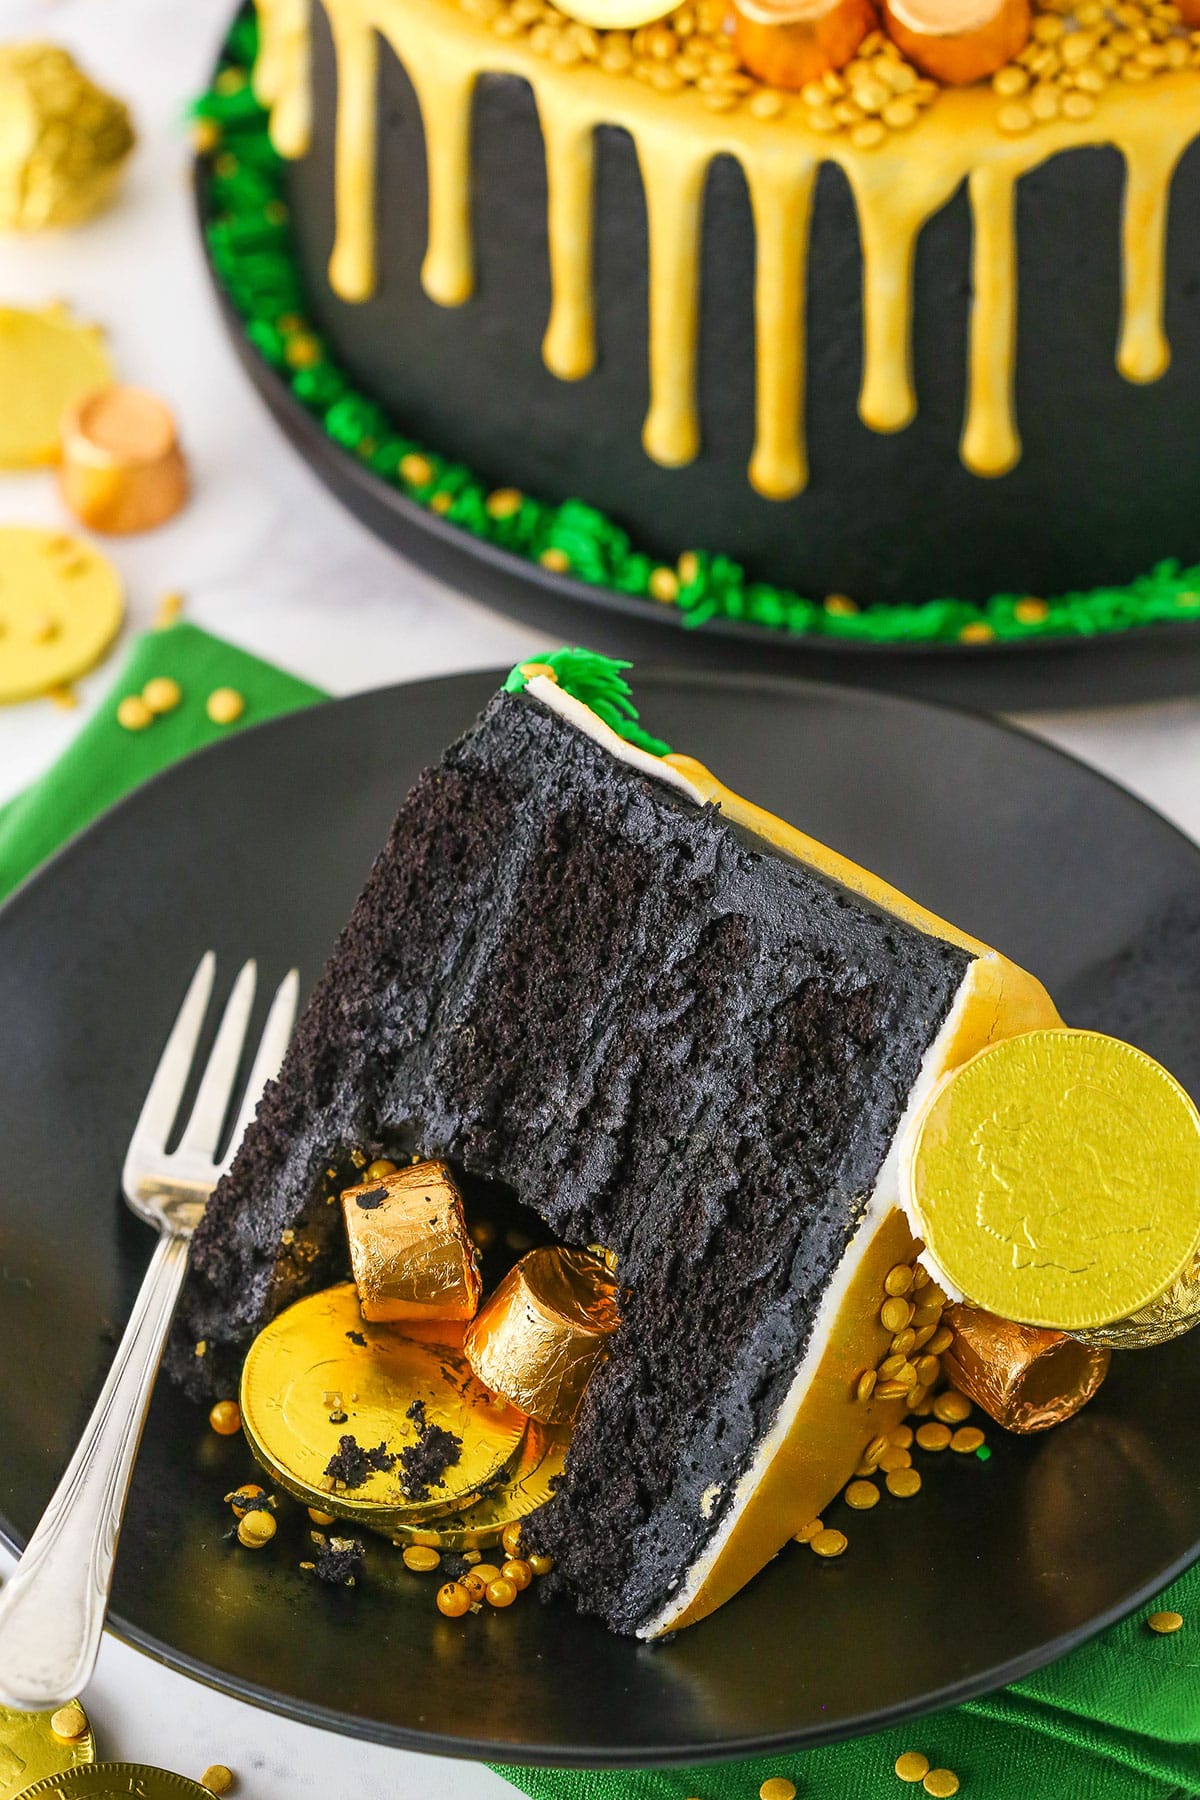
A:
169 691 969 1631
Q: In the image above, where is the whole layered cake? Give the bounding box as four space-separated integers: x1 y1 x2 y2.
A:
196 0 1200 642
170 652 1200 1635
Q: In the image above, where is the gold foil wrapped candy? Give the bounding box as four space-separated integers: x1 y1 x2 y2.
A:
732 0 877 89
59 386 190 534
0 44 134 232
940 1305 1110 1433
880 0 1030 84
465 1247 620 1425
342 1160 482 1323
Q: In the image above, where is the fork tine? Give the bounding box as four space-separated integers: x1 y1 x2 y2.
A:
222 967 300 1171
177 959 258 1159
121 952 216 1188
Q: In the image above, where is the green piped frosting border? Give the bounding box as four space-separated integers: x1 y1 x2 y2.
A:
194 17 1200 650
504 648 671 756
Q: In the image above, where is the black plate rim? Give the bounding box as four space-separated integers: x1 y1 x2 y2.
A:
2 664 1199 1768
192 142 1200 680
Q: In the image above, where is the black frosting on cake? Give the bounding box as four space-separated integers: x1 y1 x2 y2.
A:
282 13 1200 609
169 689 968 1631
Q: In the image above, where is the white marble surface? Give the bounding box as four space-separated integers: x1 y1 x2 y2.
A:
0 0 1198 1791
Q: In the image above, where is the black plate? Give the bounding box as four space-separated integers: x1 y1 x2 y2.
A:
1 669 1199 1766
196 147 1200 715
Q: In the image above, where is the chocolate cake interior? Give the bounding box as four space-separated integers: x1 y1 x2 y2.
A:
170 691 969 1632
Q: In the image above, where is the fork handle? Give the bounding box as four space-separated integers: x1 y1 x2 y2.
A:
0 1232 190 1709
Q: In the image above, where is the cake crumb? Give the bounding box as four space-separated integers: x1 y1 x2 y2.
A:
324 1434 396 1488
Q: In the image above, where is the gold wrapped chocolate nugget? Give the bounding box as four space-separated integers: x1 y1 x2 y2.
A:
903 1029 1200 1345
940 1305 1111 1432
0 44 134 232
342 1159 482 1323
465 1247 620 1425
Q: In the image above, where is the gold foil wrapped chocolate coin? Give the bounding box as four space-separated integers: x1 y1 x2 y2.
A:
0 528 124 703
239 1283 527 1527
14 1769 209 1800
0 304 113 468
881 0 1030 83
940 1305 1110 1433
465 1246 619 1425
342 1160 482 1323
0 44 134 232
904 1029 1200 1336
1070 1245 1200 1349
58 386 189 534
392 1418 570 1550
733 0 876 88
0 1699 95 1799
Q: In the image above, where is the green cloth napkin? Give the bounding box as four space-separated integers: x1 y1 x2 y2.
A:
3 622 1198 1800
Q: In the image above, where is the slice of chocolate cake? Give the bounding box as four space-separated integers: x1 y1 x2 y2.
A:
168 654 1058 1635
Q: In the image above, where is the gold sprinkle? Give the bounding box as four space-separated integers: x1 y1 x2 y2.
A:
933 1390 972 1425
237 1510 277 1549
895 1751 931 1783
884 1264 914 1296
201 1768 234 1796
540 546 571 573
194 1339 207 1357
916 1421 953 1452
922 1772 959 1799
117 694 154 732
891 1327 917 1356
915 1354 942 1387
875 1378 910 1399
47 683 79 709
649 566 680 603
810 1527 848 1558
856 1368 877 1402
206 687 245 726
677 550 700 585
889 1424 914 1449
950 1426 986 1454
142 675 182 714
208 1399 241 1437
879 1446 912 1473
880 1297 914 1333
844 1478 880 1510
50 1703 88 1743
403 1545 442 1573
1013 597 1048 625
759 1783 796 1800
486 487 524 518
928 1326 954 1355
794 1517 823 1543
886 1467 922 1498
959 622 996 645
400 453 435 486
1147 1610 1184 1634
824 593 858 615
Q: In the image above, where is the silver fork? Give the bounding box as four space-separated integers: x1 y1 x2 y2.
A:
0 951 299 1711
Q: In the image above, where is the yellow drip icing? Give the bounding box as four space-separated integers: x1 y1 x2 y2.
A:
252 0 1200 501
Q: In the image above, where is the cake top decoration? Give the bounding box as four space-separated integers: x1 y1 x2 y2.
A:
504 647 672 756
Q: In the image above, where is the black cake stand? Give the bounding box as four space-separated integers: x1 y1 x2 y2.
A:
195 126 1200 713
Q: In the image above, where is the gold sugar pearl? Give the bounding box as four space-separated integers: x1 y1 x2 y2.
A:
1148 1610 1184 1634
528 1552 555 1575
891 1328 917 1356
844 1479 880 1510
472 1562 503 1585
486 487 524 518
795 1518 823 1543
856 1368 877 1401
810 1527 848 1558
649 566 680 603
915 1354 942 1387
117 694 154 732
928 1326 954 1355
880 1297 914 1333
309 1507 336 1526
502 1521 524 1556
437 1581 472 1617
226 1485 265 1518
200 1767 234 1796
922 1772 959 1799
889 1424 914 1449
540 547 571 573
366 1158 398 1180
503 1557 534 1590
237 1510 277 1549
933 1390 972 1425
884 1264 914 1297
875 1378 910 1399
951 1426 986 1454
403 1545 442 1573
997 101 1034 134
865 1434 890 1463
879 1354 908 1379
462 1571 487 1600
895 1751 931 1783
486 1575 519 1607
142 675 182 714
209 1399 241 1436
886 1467 922 1498
879 1446 912 1473
400 453 435 486
759 1782 796 1800
206 687 245 726
916 1421 952 1452
50 1703 88 1743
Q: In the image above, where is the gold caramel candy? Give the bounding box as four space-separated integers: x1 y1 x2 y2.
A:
0 303 112 469
941 1304 1110 1432
342 1160 482 1324
904 1030 1200 1336
0 43 134 232
882 0 1030 84
465 1247 619 1425
732 0 876 89
59 386 189 535
239 1283 526 1528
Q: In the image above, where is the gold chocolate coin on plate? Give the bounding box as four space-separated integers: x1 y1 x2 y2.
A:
905 1029 1200 1333
0 1701 95 1799
0 528 124 703
392 1418 569 1551
0 304 113 468
240 1283 528 1527
13 1767 209 1800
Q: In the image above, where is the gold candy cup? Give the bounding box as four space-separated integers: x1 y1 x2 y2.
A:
942 1304 1110 1433
465 1247 619 1425
733 0 877 88
58 386 189 535
882 0 1030 84
342 1160 482 1324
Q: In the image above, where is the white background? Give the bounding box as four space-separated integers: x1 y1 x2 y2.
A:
0 0 1197 1792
